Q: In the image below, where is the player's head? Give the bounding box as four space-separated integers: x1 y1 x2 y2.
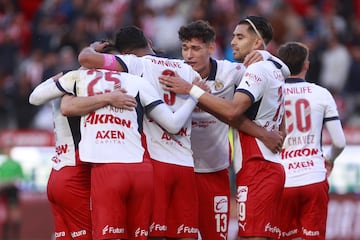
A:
114 26 150 55
178 20 216 44
231 15 273 61
178 20 216 78
277 41 309 75
100 40 119 54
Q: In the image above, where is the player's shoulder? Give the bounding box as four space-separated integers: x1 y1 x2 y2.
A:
298 81 335 102
117 53 138 60
217 59 245 70
61 69 81 81
119 71 143 81
246 60 268 70
63 69 80 76
143 55 189 68
308 82 332 95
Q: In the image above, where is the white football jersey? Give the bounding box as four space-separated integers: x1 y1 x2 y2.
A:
116 54 201 167
281 78 340 187
191 58 245 173
235 60 285 170
57 69 163 163
50 98 80 170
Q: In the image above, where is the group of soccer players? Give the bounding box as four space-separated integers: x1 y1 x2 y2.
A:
29 14 345 240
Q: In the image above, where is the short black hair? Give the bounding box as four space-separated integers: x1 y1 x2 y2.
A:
114 26 148 52
277 42 309 75
99 39 118 54
178 20 215 44
238 16 273 45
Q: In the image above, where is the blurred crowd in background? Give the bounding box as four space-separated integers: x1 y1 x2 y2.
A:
1 0 360 131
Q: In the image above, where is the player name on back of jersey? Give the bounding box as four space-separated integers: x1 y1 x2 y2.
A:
286 134 315 146
146 56 182 69
285 86 312 95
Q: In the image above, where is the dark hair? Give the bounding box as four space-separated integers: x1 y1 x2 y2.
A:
277 42 309 75
99 40 118 54
114 26 148 52
178 20 215 43
238 16 273 45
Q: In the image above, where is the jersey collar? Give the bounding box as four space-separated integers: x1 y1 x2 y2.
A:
207 58 218 81
285 78 306 84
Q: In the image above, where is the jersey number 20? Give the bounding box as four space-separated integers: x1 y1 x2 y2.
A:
285 98 311 134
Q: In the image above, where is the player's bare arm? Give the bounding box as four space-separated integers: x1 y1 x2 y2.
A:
78 42 124 72
160 71 283 153
237 116 284 153
161 74 250 121
198 101 283 153
60 88 137 116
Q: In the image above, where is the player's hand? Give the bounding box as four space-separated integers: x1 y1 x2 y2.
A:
261 129 284 154
159 72 192 94
193 78 210 93
325 160 334 178
243 50 263 67
108 88 137 110
89 41 109 52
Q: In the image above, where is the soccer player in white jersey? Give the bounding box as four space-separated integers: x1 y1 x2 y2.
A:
79 26 203 240
79 27 287 240
159 16 289 240
277 42 346 240
29 72 136 240
30 66 198 240
177 20 287 240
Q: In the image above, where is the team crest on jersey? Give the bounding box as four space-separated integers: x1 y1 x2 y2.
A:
235 64 242 71
214 79 224 91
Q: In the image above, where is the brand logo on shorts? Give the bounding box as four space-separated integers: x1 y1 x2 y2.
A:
214 196 228 213
54 231 66 238
71 230 87 238
238 222 246 232
134 228 149 237
237 186 248 202
220 233 227 240
102 225 125 235
303 228 320 237
282 228 298 238
177 224 198 234
149 222 167 232
265 222 281 238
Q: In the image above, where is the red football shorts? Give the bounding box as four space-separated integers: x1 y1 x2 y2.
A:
195 169 230 240
91 161 154 240
149 160 199 239
279 180 329 240
47 163 92 240
236 158 285 239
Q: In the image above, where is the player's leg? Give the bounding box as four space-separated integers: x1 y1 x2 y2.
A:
91 163 128 240
299 180 329 240
167 165 199 240
127 161 154 240
278 187 302 239
47 169 73 240
196 169 230 240
236 159 285 240
149 160 175 239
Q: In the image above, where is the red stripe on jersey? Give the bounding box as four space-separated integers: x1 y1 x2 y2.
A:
239 132 264 164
